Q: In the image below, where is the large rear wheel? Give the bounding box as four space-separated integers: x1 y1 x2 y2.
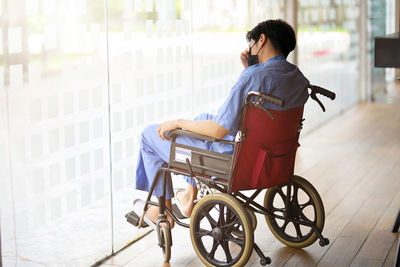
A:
264 175 325 248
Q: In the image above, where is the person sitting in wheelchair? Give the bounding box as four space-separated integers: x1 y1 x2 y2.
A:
133 19 309 229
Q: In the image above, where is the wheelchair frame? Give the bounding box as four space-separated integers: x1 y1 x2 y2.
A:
136 85 335 266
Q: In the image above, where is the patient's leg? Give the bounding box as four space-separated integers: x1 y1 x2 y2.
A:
144 199 175 229
176 184 198 216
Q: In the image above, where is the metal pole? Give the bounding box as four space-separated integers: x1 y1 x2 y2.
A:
103 0 115 255
284 0 298 65
398 0 400 34
360 0 369 101
0 212 2 267
397 0 400 79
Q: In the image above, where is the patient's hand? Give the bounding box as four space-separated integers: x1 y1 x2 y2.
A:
240 49 249 68
157 120 178 140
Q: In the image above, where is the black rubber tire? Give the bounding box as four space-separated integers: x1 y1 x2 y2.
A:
264 175 325 248
159 224 171 262
190 193 254 267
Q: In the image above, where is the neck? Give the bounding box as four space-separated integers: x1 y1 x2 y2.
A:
258 50 282 64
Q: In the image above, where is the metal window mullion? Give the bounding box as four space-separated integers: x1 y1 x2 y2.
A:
360 0 370 102
284 0 298 65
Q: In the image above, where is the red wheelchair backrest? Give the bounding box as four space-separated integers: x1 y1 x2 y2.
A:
230 104 304 192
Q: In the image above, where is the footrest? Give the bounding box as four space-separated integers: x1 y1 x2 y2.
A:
172 203 189 220
125 211 149 228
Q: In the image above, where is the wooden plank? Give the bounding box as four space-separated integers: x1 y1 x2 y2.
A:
382 234 399 267
315 159 400 266
350 192 400 265
103 230 157 265
284 145 400 267
349 258 383 267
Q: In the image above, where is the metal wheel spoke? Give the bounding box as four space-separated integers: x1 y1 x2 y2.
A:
218 204 225 226
221 240 233 263
225 208 235 229
280 220 289 232
299 200 312 210
196 229 213 238
227 209 237 224
294 222 303 239
277 188 286 202
225 233 245 246
202 209 217 227
299 211 314 223
221 217 240 231
208 239 219 259
292 185 299 204
272 206 285 213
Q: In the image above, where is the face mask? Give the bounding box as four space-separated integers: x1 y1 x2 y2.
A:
247 40 263 67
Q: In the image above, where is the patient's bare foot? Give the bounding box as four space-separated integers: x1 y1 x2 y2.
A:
145 201 175 229
175 185 198 217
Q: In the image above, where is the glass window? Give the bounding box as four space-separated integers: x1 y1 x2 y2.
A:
0 0 112 265
297 0 362 131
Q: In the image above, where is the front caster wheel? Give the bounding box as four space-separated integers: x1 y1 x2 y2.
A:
158 224 171 263
260 257 271 266
319 238 330 247
190 193 254 267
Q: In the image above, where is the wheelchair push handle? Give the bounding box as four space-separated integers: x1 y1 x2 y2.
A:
309 84 336 100
308 84 335 112
245 91 285 107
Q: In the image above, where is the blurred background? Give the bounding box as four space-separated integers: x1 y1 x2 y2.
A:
0 0 398 266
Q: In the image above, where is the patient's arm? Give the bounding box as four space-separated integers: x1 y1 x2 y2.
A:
157 119 228 141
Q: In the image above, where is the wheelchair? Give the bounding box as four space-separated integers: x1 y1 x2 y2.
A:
126 84 335 266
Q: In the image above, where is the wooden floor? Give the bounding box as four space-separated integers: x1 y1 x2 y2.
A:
102 81 400 267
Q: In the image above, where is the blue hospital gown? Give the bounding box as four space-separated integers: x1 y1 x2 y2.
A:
134 55 309 199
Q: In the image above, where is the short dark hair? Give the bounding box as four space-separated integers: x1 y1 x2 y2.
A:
246 19 296 58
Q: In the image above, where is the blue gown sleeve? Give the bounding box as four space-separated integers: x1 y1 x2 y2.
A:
212 72 252 136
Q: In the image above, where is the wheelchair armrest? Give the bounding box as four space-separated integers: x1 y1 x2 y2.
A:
168 129 236 145
168 129 219 142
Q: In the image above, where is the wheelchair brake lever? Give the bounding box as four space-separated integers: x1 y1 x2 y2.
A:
310 92 326 112
186 158 194 178
254 103 274 120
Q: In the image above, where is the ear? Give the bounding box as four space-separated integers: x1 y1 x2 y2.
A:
259 33 267 45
